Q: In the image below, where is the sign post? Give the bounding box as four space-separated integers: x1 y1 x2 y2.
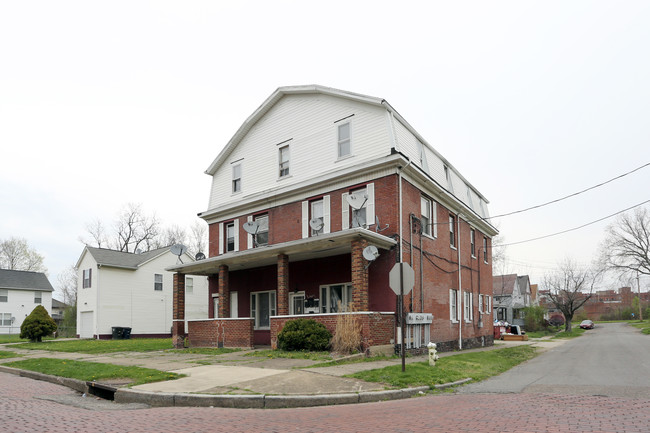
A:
389 262 415 372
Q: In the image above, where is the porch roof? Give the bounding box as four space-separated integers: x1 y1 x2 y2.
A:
166 228 397 275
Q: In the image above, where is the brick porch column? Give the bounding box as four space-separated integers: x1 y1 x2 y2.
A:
277 254 289 316
172 273 185 349
351 238 369 311
218 265 230 318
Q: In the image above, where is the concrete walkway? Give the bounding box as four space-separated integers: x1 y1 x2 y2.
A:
0 338 568 407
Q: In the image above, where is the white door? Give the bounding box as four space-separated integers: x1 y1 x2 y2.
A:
79 311 94 339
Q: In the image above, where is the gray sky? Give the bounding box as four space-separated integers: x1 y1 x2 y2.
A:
2 1 650 298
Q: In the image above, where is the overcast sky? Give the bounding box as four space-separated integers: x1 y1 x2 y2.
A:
2 1 650 298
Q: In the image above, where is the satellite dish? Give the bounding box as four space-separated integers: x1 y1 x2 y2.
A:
195 252 206 261
362 245 379 262
309 218 324 232
170 244 188 256
346 193 368 210
242 220 260 235
135 248 143 255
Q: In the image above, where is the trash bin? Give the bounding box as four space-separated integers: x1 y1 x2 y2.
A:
122 327 131 339
112 327 123 340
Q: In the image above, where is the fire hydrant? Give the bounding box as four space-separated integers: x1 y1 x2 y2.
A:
427 342 439 366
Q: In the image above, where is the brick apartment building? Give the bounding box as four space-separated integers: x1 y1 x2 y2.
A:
169 85 498 352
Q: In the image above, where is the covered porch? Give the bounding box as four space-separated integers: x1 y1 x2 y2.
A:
168 228 397 349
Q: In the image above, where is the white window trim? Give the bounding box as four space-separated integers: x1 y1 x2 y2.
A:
251 290 277 330
483 237 489 264
34 291 42 304
278 145 290 179
342 183 374 230
154 274 163 291
0 289 7 303
320 283 353 313
449 289 459 323
470 228 476 258
289 291 305 315
225 219 240 253
232 163 242 195
185 277 194 295
478 294 484 314
464 291 473 323
421 196 437 239
449 215 457 249
336 121 352 160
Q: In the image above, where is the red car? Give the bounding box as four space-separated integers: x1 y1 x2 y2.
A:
579 320 595 329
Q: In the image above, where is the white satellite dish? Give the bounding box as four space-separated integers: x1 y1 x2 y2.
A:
170 244 188 256
346 193 367 210
309 218 324 232
195 252 206 261
362 245 379 262
242 220 259 235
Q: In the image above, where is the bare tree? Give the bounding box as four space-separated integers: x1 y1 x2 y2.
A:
112 203 160 253
155 225 188 250
56 265 78 306
543 258 602 332
599 206 650 278
189 220 208 256
0 237 47 273
79 218 108 248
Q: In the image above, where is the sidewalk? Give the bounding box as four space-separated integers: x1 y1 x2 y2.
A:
0 338 566 408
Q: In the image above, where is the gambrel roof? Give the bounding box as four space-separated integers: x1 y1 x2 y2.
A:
0 269 54 292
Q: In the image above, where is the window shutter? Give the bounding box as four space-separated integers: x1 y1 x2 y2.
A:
89 268 92 287
218 222 224 255
366 183 375 227
470 293 474 320
233 219 240 252
301 201 309 238
342 193 349 230
323 195 331 234
247 215 253 249
449 289 454 321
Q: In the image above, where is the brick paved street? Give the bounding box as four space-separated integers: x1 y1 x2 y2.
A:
3 372 650 433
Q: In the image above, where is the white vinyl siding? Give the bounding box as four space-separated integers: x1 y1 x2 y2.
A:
207 94 389 210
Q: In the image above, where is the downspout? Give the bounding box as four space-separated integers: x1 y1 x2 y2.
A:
96 264 101 340
457 213 462 350
420 225 424 313
409 214 414 312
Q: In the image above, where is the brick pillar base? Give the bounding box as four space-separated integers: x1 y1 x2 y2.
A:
351 238 369 311
172 273 185 349
277 254 289 316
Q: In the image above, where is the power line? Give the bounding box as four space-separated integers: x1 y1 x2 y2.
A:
496 199 650 247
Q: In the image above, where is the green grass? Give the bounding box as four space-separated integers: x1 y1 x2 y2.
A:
5 358 182 386
309 354 397 368
347 345 537 389
0 350 20 359
0 335 56 344
166 347 241 355
628 320 650 334
10 338 173 354
244 349 333 361
552 328 586 339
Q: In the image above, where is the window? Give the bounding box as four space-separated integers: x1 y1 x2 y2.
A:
255 215 269 246
34 292 42 304
497 307 507 321
186 277 193 294
1 313 11 326
337 122 351 158
226 222 236 252
154 274 163 291
321 283 353 313
417 140 430 174
479 294 484 314
421 196 434 237
82 268 92 288
444 165 454 193
449 289 458 322
311 200 324 236
350 188 367 228
470 228 476 257
251 290 276 329
0 289 7 303
464 291 473 322
278 145 290 178
486 295 491 314
483 237 489 263
213 294 219 319
449 215 456 248
232 163 242 193
289 291 305 315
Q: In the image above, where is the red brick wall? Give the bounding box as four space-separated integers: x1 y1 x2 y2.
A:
187 319 254 348
270 313 395 351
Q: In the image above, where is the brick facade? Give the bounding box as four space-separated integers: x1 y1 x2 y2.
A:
277 254 289 316
218 265 229 318
187 318 254 348
172 273 185 349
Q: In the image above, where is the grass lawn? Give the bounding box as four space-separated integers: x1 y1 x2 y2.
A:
4 358 182 386
244 349 333 361
347 345 537 389
628 319 650 334
0 350 19 359
552 328 586 339
11 338 174 354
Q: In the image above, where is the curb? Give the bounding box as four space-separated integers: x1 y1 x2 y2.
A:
0 365 468 409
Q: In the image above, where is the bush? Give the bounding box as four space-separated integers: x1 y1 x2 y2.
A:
20 305 57 342
522 306 547 332
277 318 332 352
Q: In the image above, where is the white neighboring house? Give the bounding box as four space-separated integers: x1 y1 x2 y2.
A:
493 274 532 327
75 246 208 339
0 269 54 335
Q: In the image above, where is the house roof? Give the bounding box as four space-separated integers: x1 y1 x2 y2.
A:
82 246 173 270
0 269 54 292
52 299 67 308
493 274 518 296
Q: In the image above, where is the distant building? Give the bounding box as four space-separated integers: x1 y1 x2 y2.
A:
76 246 208 339
0 269 54 335
493 274 532 326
